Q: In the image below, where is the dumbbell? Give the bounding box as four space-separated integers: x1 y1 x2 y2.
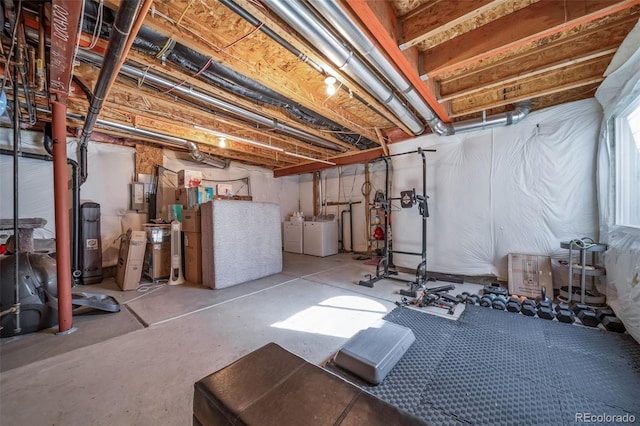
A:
480 293 496 307
556 308 575 324
521 300 537 317
555 303 571 313
492 295 508 310
536 299 554 320
596 308 615 320
506 297 522 313
570 302 590 315
602 316 626 333
465 294 480 305
456 293 468 303
577 309 600 327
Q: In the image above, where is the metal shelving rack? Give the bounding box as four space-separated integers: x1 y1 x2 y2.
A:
559 240 607 305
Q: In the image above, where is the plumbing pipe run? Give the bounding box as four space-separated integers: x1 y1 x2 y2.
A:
79 0 143 184
75 49 348 153
261 0 425 136
269 0 532 136
12 64 21 335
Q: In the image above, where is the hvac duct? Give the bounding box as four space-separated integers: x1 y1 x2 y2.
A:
35 106 230 169
90 118 231 169
260 0 425 136
295 1 531 136
75 49 347 153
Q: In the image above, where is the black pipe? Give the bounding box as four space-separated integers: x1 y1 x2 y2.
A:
12 63 21 334
418 148 427 278
79 0 141 184
349 203 354 252
340 209 348 251
79 3 377 150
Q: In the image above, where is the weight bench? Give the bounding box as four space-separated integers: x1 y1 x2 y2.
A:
193 342 428 425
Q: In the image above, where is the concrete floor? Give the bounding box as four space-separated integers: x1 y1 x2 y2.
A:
0 252 481 426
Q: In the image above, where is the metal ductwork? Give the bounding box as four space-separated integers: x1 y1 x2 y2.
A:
89 116 230 169
75 49 348 153
450 101 532 134
288 0 531 136
260 0 425 136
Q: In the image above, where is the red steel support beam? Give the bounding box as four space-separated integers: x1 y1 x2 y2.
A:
49 0 83 334
343 0 451 122
51 100 74 333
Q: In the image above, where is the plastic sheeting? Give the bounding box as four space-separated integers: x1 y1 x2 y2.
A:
389 99 602 282
595 21 640 343
0 129 146 267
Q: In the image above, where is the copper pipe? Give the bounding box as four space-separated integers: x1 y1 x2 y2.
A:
51 100 74 334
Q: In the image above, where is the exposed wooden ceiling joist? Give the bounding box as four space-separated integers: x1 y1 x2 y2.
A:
421 0 640 77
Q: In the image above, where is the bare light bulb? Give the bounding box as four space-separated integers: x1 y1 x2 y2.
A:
324 76 337 96
219 137 226 148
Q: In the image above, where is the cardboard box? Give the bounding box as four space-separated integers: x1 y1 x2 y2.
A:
184 231 202 284
182 209 201 233
168 204 183 222
143 242 171 281
115 230 147 291
177 169 203 188
175 187 215 210
508 253 553 299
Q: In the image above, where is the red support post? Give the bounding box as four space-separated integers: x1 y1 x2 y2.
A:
51 100 74 334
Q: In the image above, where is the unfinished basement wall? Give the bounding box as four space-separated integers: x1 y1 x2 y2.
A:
389 98 602 283
161 151 299 223
0 131 300 268
298 161 388 252
0 129 145 267
595 24 640 343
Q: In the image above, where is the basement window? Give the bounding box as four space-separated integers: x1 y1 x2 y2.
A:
614 97 640 227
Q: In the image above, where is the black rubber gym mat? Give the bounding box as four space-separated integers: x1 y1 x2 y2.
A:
329 305 640 426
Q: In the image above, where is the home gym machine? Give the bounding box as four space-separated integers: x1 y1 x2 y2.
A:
359 148 447 297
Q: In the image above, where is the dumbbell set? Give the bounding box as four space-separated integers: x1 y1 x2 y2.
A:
455 290 626 333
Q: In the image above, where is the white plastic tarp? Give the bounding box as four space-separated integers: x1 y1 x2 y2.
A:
390 99 602 281
595 21 640 343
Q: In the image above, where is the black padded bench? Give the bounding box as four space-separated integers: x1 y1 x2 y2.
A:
193 342 428 425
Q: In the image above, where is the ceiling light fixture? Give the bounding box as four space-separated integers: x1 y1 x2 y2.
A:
324 76 337 96
284 151 336 165
194 125 284 152
218 137 226 148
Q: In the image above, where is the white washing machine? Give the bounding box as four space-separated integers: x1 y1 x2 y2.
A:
283 221 304 253
303 220 339 257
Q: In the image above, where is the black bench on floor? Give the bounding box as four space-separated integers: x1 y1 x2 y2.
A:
193 342 428 425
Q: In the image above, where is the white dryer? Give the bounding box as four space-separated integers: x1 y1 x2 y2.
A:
283 221 304 253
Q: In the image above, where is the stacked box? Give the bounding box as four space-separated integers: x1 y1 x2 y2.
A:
184 232 202 284
115 230 147 291
182 209 202 284
175 187 214 210
168 204 183 222
177 169 203 188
